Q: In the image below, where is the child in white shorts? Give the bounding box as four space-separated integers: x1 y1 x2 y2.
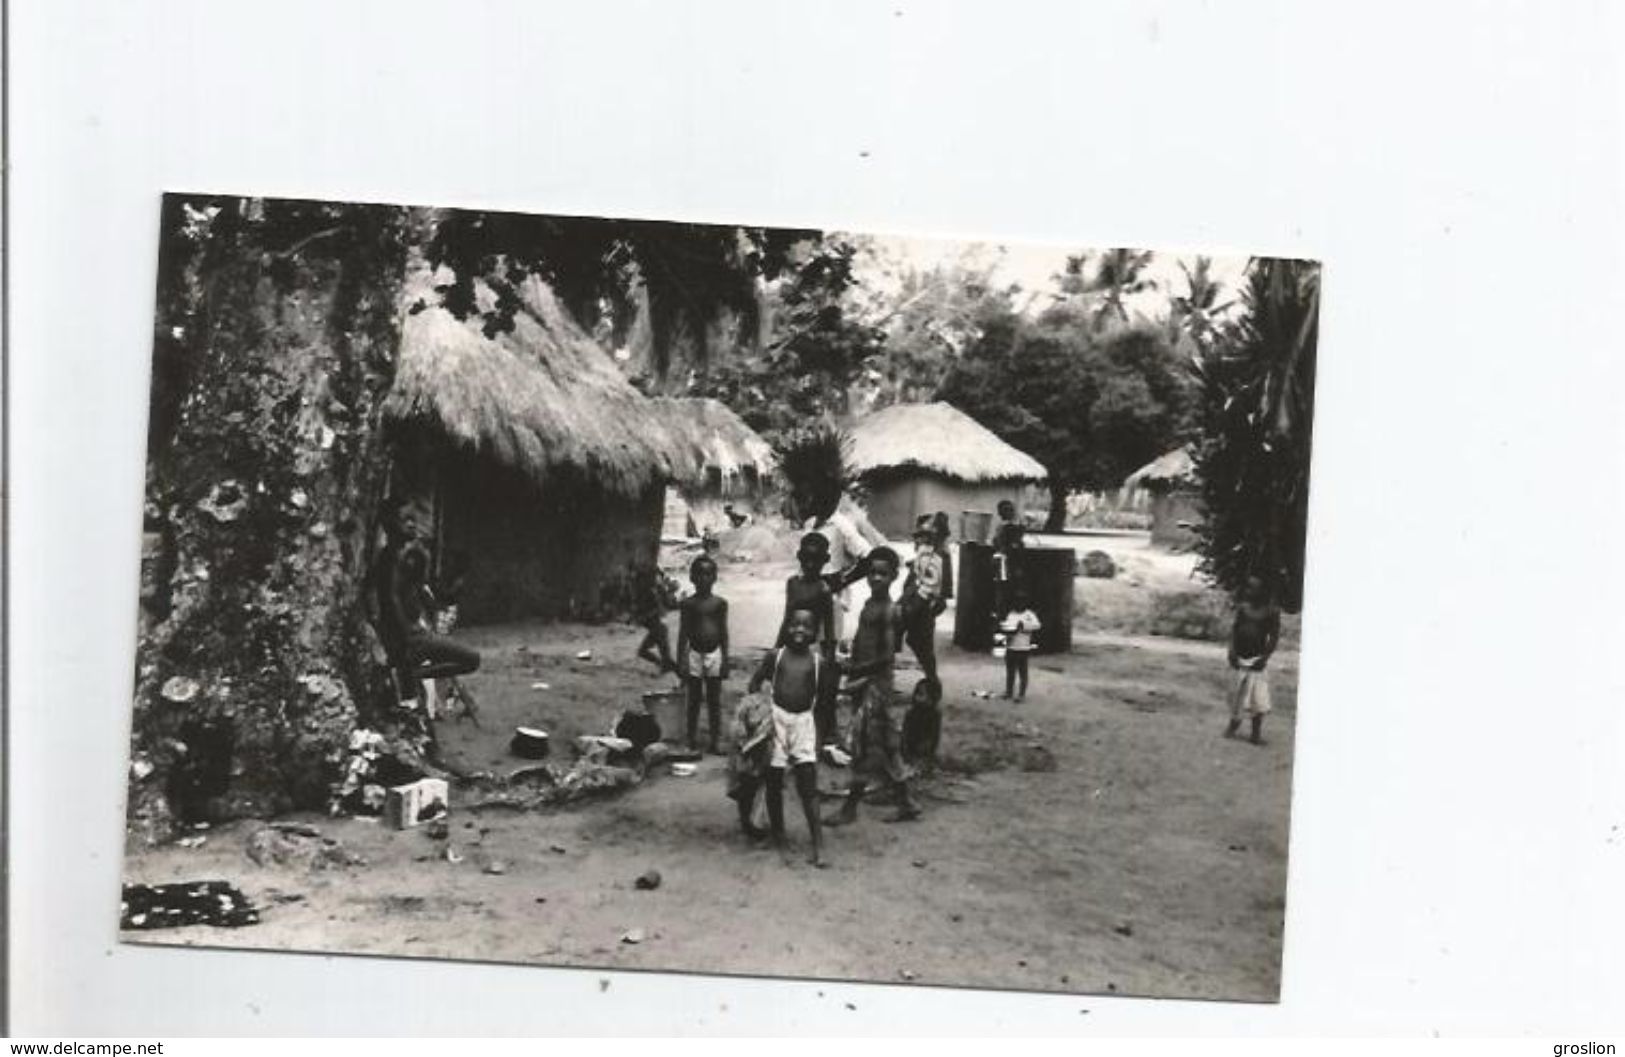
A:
748 609 827 867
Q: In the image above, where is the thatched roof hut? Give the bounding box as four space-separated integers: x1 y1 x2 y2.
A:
386 274 676 497
1123 447 1197 494
1123 447 1202 550
382 274 678 623
653 397 776 494
845 402 1048 539
651 397 778 538
848 402 1049 485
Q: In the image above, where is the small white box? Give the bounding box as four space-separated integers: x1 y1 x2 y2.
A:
384 778 449 829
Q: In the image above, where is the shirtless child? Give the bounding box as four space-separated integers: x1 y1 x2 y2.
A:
676 555 730 754
777 533 837 746
824 546 921 826
748 609 829 867
1225 574 1282 746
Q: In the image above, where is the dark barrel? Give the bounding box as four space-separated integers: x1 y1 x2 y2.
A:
1014 547 1076 653
953 542 997 650
953 543 1076 654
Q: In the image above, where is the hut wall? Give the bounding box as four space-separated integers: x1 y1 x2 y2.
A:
1150 490 1204 550
662 487 696 539
437 452 662 624
864 472 1025 540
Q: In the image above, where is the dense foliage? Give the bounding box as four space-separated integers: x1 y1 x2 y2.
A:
939 308 1197 528
424 208 819 379
689 238 886 443
1191 258 1320 611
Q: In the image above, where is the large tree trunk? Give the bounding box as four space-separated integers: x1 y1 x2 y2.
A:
1045 479 1070 532
128 202 418 843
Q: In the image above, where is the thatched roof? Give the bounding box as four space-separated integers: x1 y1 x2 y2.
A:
385 273 675 496
653 397 777 493
1124 447 1197 491
846 402 1048 484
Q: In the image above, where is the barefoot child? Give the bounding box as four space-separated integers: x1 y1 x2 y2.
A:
999 591 1041 701
1225 574 1281 745
748 609 829 866
676 555 729 753
825 547 921 826
634 565 680 678
776 533 839 748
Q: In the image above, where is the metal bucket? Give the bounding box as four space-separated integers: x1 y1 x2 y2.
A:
961 510 995 544
640 689 687 743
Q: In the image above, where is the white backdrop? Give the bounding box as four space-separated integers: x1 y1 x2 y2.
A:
9 0 1625 1036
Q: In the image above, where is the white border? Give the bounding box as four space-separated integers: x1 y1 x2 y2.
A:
10 0 1625 1036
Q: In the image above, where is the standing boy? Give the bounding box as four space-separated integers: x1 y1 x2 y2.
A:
991 499 1025 622
776 533 838 746
825 547 921 826
901 523 945 696
676 555 730 754
748 609 829 867
1226 575 1281 745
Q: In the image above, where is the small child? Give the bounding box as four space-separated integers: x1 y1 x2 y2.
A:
676 555 730 754
901 676 942 772
825 547 921 826
748 608 829 867
725 688 774 842
633 565 680 678
999 591 1042 701
1225 574 1281 746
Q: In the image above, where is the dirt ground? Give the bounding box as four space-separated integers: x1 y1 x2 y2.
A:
122 543 1298 1002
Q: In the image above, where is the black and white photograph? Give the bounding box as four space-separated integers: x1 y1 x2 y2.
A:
119 193 1319 1002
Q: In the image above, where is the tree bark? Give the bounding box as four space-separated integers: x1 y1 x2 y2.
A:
129 203 418 842
1045 479 1070 532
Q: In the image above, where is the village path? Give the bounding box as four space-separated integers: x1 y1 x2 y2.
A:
123 554 1297 1004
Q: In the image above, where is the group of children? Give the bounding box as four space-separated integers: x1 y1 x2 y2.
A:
630 529 930 867
627 504 1285 866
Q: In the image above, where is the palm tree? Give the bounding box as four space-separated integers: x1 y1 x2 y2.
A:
1168 256 1236 353
1191 257 1320 611
1091 248 1157 329
1051 248 1157 330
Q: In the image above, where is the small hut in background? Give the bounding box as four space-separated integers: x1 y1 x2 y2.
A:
653 397 777 538
384 274 680 624
846 401 1049 540
1123 447 1203 549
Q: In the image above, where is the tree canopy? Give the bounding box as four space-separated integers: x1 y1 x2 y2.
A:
687 236 887 443
423 208 819 381
938 306 1197 528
